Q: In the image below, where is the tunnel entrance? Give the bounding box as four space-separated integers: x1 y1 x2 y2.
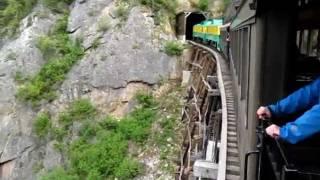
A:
176 12 206 41
186 13 206 40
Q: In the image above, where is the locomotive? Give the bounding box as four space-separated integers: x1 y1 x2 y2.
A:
192 18 223 49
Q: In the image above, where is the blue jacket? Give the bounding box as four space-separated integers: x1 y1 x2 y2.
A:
268 77 320 144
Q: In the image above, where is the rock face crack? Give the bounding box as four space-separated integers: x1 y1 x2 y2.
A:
68 26 81 34
19 145 33 157
0 157 16 165
84 40 107 52
110 80 155 90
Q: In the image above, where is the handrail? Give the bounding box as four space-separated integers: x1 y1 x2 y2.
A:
188 41 228 180
244 151 259 180
248 118 308 180
263 119 290 167
244 118 265 180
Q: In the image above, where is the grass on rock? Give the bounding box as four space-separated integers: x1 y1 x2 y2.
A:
16 14 84 106
0 0 37 37
164 40 185 56
40 94 157 179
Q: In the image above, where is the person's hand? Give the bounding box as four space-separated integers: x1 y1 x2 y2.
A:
256 106 272 120
266 124 280 139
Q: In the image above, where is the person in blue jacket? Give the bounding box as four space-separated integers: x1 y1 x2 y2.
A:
256 77 320 144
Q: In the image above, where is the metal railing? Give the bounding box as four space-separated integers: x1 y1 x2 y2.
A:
245 118 320 180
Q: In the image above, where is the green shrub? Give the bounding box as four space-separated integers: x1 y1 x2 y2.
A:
198 0 209 11
58 112 73 126
120 94 156 142
99 116 119 130
223 0 231 11
91 37 101 49
6 51 17 60
14 71 29 83
114 158 142 179
67 128 143 179
79 121 101 138
118 114 153 143
135 92 156 107
0 0 37 37
69 99 96 120
32 161 44 173
37 36 61 59
42 94 156 179
164 40 185 56
114 93 157 142
14 71 23 82
34 112 51 137
155 117 176 146
69 132 129 179
52 14 68 33
0 1 8 10
59 99 96 126
138 0 177 26
16 15 84 106
41 167 78 180
42 0 74 13
97 16 111 32
51 127 68 142
139 0 177 14
115 2 130 21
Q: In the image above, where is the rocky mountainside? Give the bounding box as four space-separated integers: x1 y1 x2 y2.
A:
0 0 225 179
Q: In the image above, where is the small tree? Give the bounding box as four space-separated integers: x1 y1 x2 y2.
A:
164 41 185 56
198 0 209 11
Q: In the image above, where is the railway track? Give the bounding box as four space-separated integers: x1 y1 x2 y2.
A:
177 41 240 180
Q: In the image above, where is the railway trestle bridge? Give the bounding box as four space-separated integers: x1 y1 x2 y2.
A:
176 42 240 180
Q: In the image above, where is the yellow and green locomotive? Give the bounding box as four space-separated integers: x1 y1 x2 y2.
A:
192 19 223 49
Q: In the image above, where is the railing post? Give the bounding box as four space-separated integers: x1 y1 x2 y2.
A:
244 151 260 180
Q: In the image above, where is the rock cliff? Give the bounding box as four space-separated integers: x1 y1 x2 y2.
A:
0 0 206 178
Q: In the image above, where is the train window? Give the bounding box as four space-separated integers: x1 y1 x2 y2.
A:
237 30 239 66
233 32 236 62
296 29 320 59
233 31 238 75
240 30 242 77
237 30 240 76
241 27 249 101
309 30 318 57
231 32 234 66
300 29 309 55
318 30 320 58
299 0 319 7
298 0 311 7
234 31 237 74
241 27 250 129
296 30 301 49
231 31 237 71
237 30 240 84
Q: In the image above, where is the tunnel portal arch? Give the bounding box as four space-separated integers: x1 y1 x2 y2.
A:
176 12 207 41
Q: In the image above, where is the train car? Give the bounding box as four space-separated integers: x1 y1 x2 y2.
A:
193 22 205 40
193 19 223 49
219 0 320 180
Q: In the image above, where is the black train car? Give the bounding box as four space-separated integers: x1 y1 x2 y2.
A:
220 0 320 179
